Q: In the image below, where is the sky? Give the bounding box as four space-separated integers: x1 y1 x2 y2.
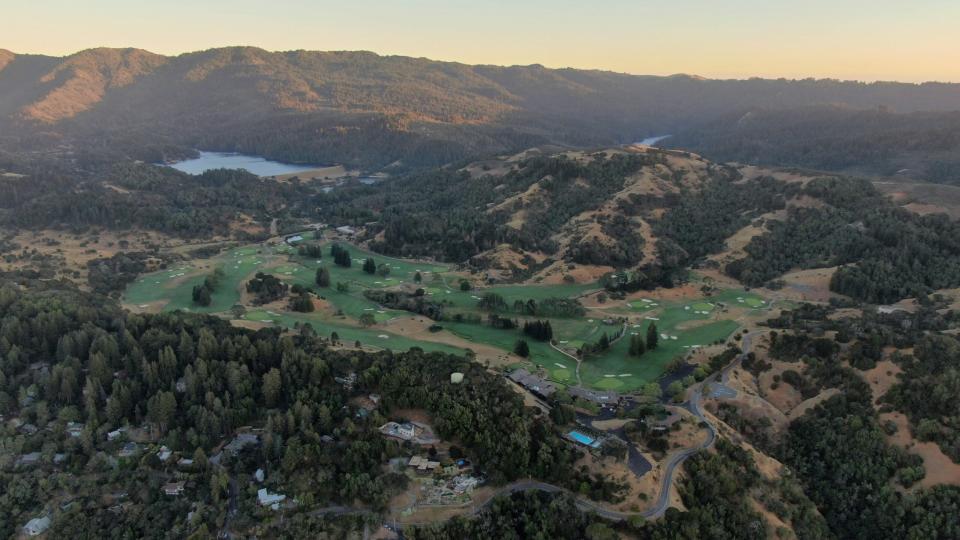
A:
4 0 960 82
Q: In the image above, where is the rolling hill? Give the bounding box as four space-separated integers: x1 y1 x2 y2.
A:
4 47 960 169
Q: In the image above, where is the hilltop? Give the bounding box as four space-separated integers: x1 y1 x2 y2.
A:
4 47 960 169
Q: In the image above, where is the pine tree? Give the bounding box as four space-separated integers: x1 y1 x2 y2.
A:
514 339 530 358
647 322 659 350
363 258 376 274
315 267 330 287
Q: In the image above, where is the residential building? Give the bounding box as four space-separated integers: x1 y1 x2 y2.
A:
257 488 286 510
23 516 51 536
162 481 185 496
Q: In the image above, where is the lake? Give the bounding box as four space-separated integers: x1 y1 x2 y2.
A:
166 151 320 176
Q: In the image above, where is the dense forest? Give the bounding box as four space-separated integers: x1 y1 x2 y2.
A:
725 177 960 302
0 274 623 537
1 163 312 238
668 105 960 185
733 302 960 539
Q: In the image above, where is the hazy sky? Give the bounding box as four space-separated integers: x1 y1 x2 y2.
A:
5 0 959 82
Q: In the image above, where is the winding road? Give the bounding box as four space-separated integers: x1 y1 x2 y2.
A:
254 331 759 533
496 330 758 520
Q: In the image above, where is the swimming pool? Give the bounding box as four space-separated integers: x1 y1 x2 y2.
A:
568 430 601 448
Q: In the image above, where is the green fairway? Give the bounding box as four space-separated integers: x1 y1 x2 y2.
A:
579 318 738 389
125 245 281 312
244 309 463 355
123 235 764 393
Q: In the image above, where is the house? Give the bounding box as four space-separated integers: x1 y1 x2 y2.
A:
334 372 357 390
107 427 126 441
284 234 304 245
163 481 185 496
118 442 139 458
157 446 172 462
398 423 416 439
66 422 84 438
379 421 418 441
369 393 381 405
568 386 620 407
257 488 286 510
507 368 557 399
16 452 41 468
452 475 480 493
224 433 260 455
177 457 194 468
23 516 51 536
335 225 357 236
416 460 441 475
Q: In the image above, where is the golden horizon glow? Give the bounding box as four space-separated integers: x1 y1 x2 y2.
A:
5 0 960 83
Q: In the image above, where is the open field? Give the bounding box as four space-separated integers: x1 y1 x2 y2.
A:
123 234 761 392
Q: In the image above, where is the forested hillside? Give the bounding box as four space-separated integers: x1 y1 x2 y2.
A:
4 47 960 169
667 105 960 184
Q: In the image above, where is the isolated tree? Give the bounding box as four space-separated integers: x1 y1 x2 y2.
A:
629 334 646 357
667 380 684 400
359 313 376 327
192 284 212 306
459 279 472 291
363 258 377 274
414 271 423 284
647 322 659 350
316 267 330 287
290 292 314 312
514 339 531 358
377 264 390 277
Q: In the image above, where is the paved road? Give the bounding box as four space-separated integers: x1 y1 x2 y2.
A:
272 331 760 531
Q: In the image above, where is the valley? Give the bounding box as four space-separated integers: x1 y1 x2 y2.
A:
3 39 960 539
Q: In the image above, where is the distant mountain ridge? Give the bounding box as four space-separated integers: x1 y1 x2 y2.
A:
2 46 960 169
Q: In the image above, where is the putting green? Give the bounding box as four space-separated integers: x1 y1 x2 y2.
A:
594 378 625 389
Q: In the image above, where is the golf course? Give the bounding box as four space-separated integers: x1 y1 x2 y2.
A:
124 235 772 393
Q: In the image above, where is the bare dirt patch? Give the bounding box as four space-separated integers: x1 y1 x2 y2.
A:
776 266 840 303
874 180 960 219
786 388 840 421
2 228 181 286
863 359 903 404
386 316 516 366
757 361 806 414
269 165 354 183
881 411 960 488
